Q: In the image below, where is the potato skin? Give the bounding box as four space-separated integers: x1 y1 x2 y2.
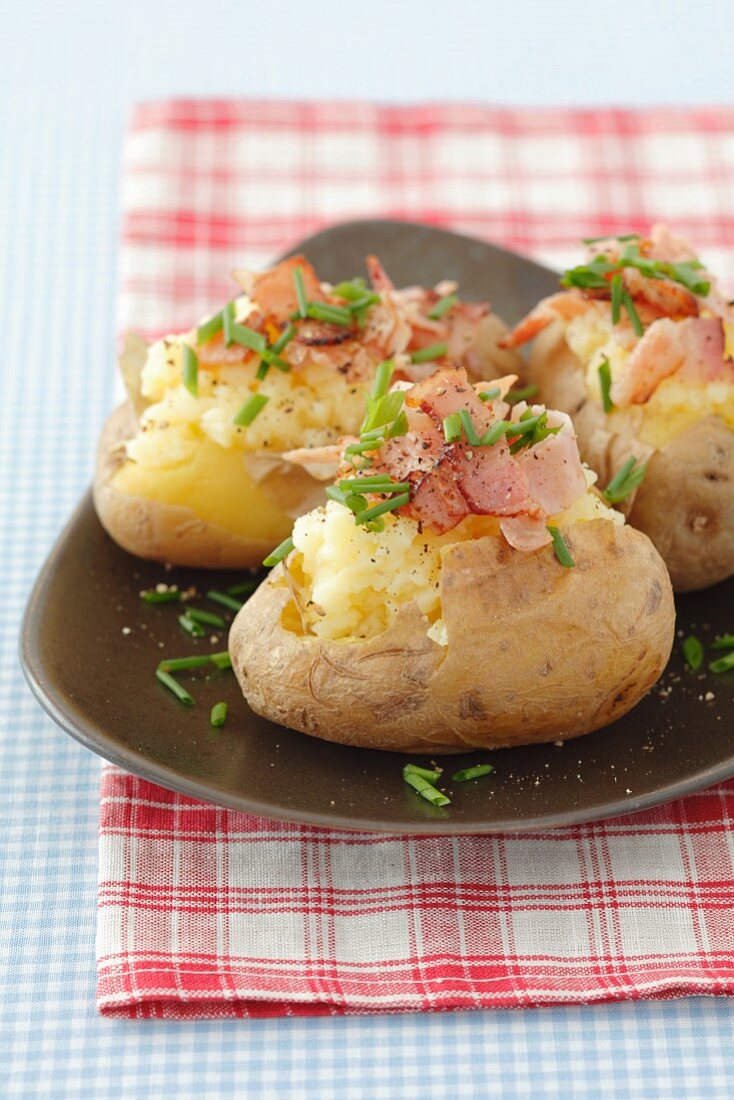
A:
93 402 317 569
229 520 674 753
528 324 734 592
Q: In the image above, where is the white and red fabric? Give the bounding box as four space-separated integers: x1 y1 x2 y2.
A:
99 100 734 1018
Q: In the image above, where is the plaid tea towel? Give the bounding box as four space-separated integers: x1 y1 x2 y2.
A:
99 101 734 1018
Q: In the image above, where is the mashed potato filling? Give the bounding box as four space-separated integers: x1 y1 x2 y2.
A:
289 480 621 645
566 312 734 449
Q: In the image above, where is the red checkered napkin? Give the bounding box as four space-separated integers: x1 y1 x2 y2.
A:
99 101 734 1018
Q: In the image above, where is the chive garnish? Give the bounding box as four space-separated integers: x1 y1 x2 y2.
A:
179 613 206 638
547 526 575 568
581 233 641 245
479 420 513 447
505 384 539 405
158 655 213 673
210 651 233 670
410 342 448 364
355 493 410 524
293 266 308 319
226 579 259 597
332 278 367 300
264 536 294 567
196 306 228 345
479 388 502 402
428 294 458 320
682 635 704 672
361 390 405 434
182 344 199 397
156 669 195 706
710 652 734 674
443 412 462 444
458 409 481 446
141 588 181 604
306 301 353 327
186 608 227 629
339 476 410 493
610 273 623 325
602 456 648 503
233 393 269 426
225 317 267 353
207 590 244 612
403 763 443 782
451 764 494 782
598 357 614 413
210 702 228 728
711 635 734 651
621 289 643 335
403 771 451 807
371 359 395 400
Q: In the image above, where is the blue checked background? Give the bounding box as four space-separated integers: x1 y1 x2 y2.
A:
4 2 734 1096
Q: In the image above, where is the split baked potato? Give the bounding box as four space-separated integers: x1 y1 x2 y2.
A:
229 366 675 753
94 256 522 569
503 225 734 591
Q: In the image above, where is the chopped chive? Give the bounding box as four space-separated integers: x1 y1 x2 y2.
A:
196 307 226 345
410 342 448 364
598 357 614 413
355 492 410 524
479 420 513 447
259 346 291 371
371 359 395 400
361 389 405 434
682 635 704 672
140 588 181 604
710 651 734 674
403 771 451 807
339 476 410 492
293 266 308 318
451 763 494 782
182 344 199 397
158 655 212 673
621 289 644 336
479 388 502 402
403 763 443 782
443 412 462 444
210 701 228 727
505 384 538 405
711 635 734 651
427 294 458 320
581 233 641 245
306 301 353 326
610 273 623 325
155 669 195 706
210 651 233 670
179 613 206 638
264 535 294 567
186 608 227 629
207 590 244 612
226 579 259 596
547 526 575 568
272 323 297 354
509 412 546 438
602 456 648 503
458 408 481 446
226 320 267 354
233 393 269 426
344 438 385 457
331 278 367 300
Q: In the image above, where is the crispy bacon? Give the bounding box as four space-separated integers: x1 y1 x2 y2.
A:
251 255 324 324
611 316 731 406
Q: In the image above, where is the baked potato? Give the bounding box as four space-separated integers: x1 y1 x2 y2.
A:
503 225 734 591
94 256 522 569
230 366 674 753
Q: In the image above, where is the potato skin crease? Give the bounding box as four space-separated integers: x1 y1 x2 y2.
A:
229 520 675 753
528 323 734 592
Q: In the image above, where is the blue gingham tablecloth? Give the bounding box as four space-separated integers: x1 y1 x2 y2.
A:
3 23 734 1100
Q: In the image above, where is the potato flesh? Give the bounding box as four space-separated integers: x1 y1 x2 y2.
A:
111 434 293 544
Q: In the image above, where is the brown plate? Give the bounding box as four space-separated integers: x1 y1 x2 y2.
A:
20 220 734 834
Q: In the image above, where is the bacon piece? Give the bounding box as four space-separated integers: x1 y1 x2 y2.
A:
196 335 247 365
514 411 587 515
611 317 730 406
251 255 324 324
408 366 495 435
500 515 552 552
366 254 395 293
501 292 595 348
